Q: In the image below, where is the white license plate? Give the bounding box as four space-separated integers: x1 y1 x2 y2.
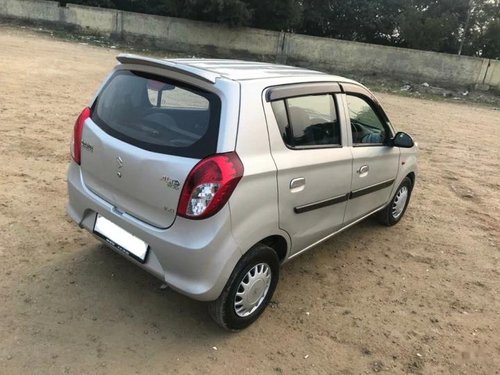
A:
93 214 149 263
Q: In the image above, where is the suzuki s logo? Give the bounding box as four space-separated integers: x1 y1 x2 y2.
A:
116 156 123 169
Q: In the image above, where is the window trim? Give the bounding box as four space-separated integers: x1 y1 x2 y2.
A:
266 82 342 102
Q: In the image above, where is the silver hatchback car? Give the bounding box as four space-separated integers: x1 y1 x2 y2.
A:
67 54 417 330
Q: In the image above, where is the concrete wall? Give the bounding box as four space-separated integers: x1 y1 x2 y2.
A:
119 11 281 59
1 0 498 90
485 60 500 88
64 4 117 34
0 0 61 22
285 33 491 87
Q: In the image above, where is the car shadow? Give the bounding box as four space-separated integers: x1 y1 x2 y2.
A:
30 215 387 349
43 242 228 337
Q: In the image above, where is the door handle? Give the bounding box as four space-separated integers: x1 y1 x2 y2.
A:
357 165 369 176
290 177 306 192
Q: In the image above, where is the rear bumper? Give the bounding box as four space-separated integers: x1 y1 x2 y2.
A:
66 162 242 301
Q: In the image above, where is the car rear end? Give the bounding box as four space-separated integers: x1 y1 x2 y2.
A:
66 56 243 301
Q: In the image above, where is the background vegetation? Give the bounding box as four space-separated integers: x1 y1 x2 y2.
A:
65 0 500 58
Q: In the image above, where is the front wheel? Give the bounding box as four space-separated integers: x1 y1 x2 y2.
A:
208 244 279 331
377 177 413 226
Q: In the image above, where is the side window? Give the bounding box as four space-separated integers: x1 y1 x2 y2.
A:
271 94 340 148
346 95 387 145
148 83 209 110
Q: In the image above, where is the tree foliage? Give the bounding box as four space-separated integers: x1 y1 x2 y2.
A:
398 0 469 53
301 0 402 45
66 0 500 58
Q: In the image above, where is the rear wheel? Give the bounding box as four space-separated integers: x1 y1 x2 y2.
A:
377 177 413 226
208 244 279 331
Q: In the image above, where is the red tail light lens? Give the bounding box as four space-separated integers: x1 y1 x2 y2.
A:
177 152 244 220
70 107 91 165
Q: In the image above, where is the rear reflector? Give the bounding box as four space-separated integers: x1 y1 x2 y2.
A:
70 107 91 165
177 152 244 220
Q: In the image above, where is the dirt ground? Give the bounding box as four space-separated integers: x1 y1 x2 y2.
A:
0 25 499 375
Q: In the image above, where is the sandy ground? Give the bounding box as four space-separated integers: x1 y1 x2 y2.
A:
0 25 499 375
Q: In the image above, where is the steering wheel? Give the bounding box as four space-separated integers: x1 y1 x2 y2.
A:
351 121 367 143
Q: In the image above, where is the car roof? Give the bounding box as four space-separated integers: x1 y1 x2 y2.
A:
117 54 355 84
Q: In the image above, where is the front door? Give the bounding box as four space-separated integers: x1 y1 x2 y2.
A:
341 92 400 223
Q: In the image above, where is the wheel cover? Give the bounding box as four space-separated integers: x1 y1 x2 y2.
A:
234 263 272 318
392 185 409 219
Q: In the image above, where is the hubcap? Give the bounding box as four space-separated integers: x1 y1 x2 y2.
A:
234 263 272 317
392 185 409 219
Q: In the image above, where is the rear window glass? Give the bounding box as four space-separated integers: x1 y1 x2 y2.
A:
92 70 221 158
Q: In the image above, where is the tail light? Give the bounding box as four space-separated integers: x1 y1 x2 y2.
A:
177 152 244 220
70 107 91 165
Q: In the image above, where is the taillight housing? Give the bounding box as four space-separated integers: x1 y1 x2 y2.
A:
70 107 91 165
177 152 244 220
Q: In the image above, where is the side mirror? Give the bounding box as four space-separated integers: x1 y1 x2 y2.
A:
392 132 414 148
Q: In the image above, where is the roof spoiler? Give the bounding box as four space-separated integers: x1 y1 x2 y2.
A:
116 54 219 84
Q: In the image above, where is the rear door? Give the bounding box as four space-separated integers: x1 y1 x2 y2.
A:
265 83 352 255
340 85 400 223
80 69 222 228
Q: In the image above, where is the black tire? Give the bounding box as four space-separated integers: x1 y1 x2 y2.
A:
377 176 413 226
208 244 279 331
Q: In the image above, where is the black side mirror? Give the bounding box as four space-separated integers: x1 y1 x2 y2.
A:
392 132 414 148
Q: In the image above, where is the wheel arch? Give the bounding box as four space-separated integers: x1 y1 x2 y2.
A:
407 171 416 188
257 235 289 263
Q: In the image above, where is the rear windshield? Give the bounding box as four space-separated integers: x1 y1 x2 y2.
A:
92 70 221 158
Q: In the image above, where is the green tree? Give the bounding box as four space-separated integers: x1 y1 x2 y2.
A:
245 0 302 31
65 0 117 8
478 18 500 57
300 0 402 45
187 0 252 26
300 0 332 36
461 0 500 58
398 0 470 54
